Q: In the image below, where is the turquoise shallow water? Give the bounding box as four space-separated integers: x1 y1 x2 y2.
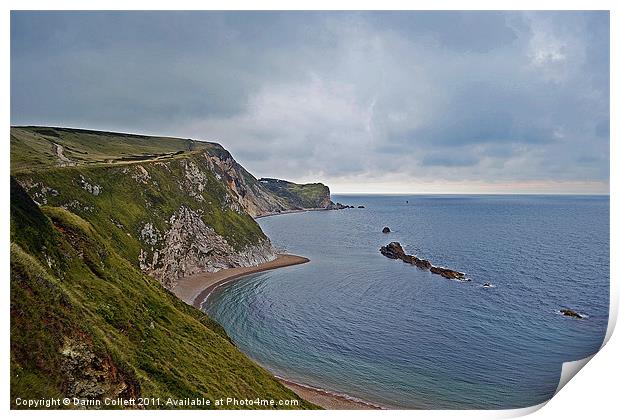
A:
203 195 609 409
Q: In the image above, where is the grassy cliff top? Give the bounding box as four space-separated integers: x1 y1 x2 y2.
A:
11 126 225 173
258 178 331 209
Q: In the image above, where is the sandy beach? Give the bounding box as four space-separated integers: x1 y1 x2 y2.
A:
171 254 310 308
278 378 381 410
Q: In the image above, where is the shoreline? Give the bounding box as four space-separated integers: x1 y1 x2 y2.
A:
171 249 381 410
254 207 330 219
277 377 382 410
171 254 310 309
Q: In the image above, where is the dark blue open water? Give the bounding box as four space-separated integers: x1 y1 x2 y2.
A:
203 195 609 409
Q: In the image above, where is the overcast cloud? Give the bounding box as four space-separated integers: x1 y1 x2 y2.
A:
11 11 609 193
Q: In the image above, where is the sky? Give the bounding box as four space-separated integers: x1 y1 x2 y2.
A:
11 11 610 194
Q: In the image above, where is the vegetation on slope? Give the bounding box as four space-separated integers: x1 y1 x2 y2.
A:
11 127 275 287
10 126 223 172
11 127 335 220
10 127 336 287
14 154 266 263
258 178 332 209
10 178 316 409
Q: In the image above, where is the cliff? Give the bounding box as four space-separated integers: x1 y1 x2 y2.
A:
9 126 333 409
10 126 334 289
258 178 333 210
10 178 316 409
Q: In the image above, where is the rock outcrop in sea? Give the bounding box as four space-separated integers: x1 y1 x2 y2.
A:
382 227 391 233
380 242 467 280
560 308 584 319
328 202 354 210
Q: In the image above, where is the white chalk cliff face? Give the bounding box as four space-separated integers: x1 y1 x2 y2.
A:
132 150 306 288
138 206 276 289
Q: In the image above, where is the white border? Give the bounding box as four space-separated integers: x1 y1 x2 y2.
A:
2 1 616 419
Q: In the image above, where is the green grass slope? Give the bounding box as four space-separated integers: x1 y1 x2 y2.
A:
13 153 266 267
258 178 332 209
10 178 316 409
11 127 272 287
10 126 222 172
11 126 335 220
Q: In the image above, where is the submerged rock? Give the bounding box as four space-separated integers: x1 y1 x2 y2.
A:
358 205 365 208
560 308 583 319
382 227 391 233
379 241 466 281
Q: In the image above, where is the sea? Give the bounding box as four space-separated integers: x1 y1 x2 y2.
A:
203 195 610 409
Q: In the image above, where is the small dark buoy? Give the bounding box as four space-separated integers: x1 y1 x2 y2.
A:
382 227 391 234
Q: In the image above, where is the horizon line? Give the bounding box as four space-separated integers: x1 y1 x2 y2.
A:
331 192 610 196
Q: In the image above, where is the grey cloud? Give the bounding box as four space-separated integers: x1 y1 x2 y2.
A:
421 153 479 168
10 11 609 193
595 120 610 138
366 11 520 52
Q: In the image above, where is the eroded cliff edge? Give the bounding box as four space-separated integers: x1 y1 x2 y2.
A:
11 126 335 289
